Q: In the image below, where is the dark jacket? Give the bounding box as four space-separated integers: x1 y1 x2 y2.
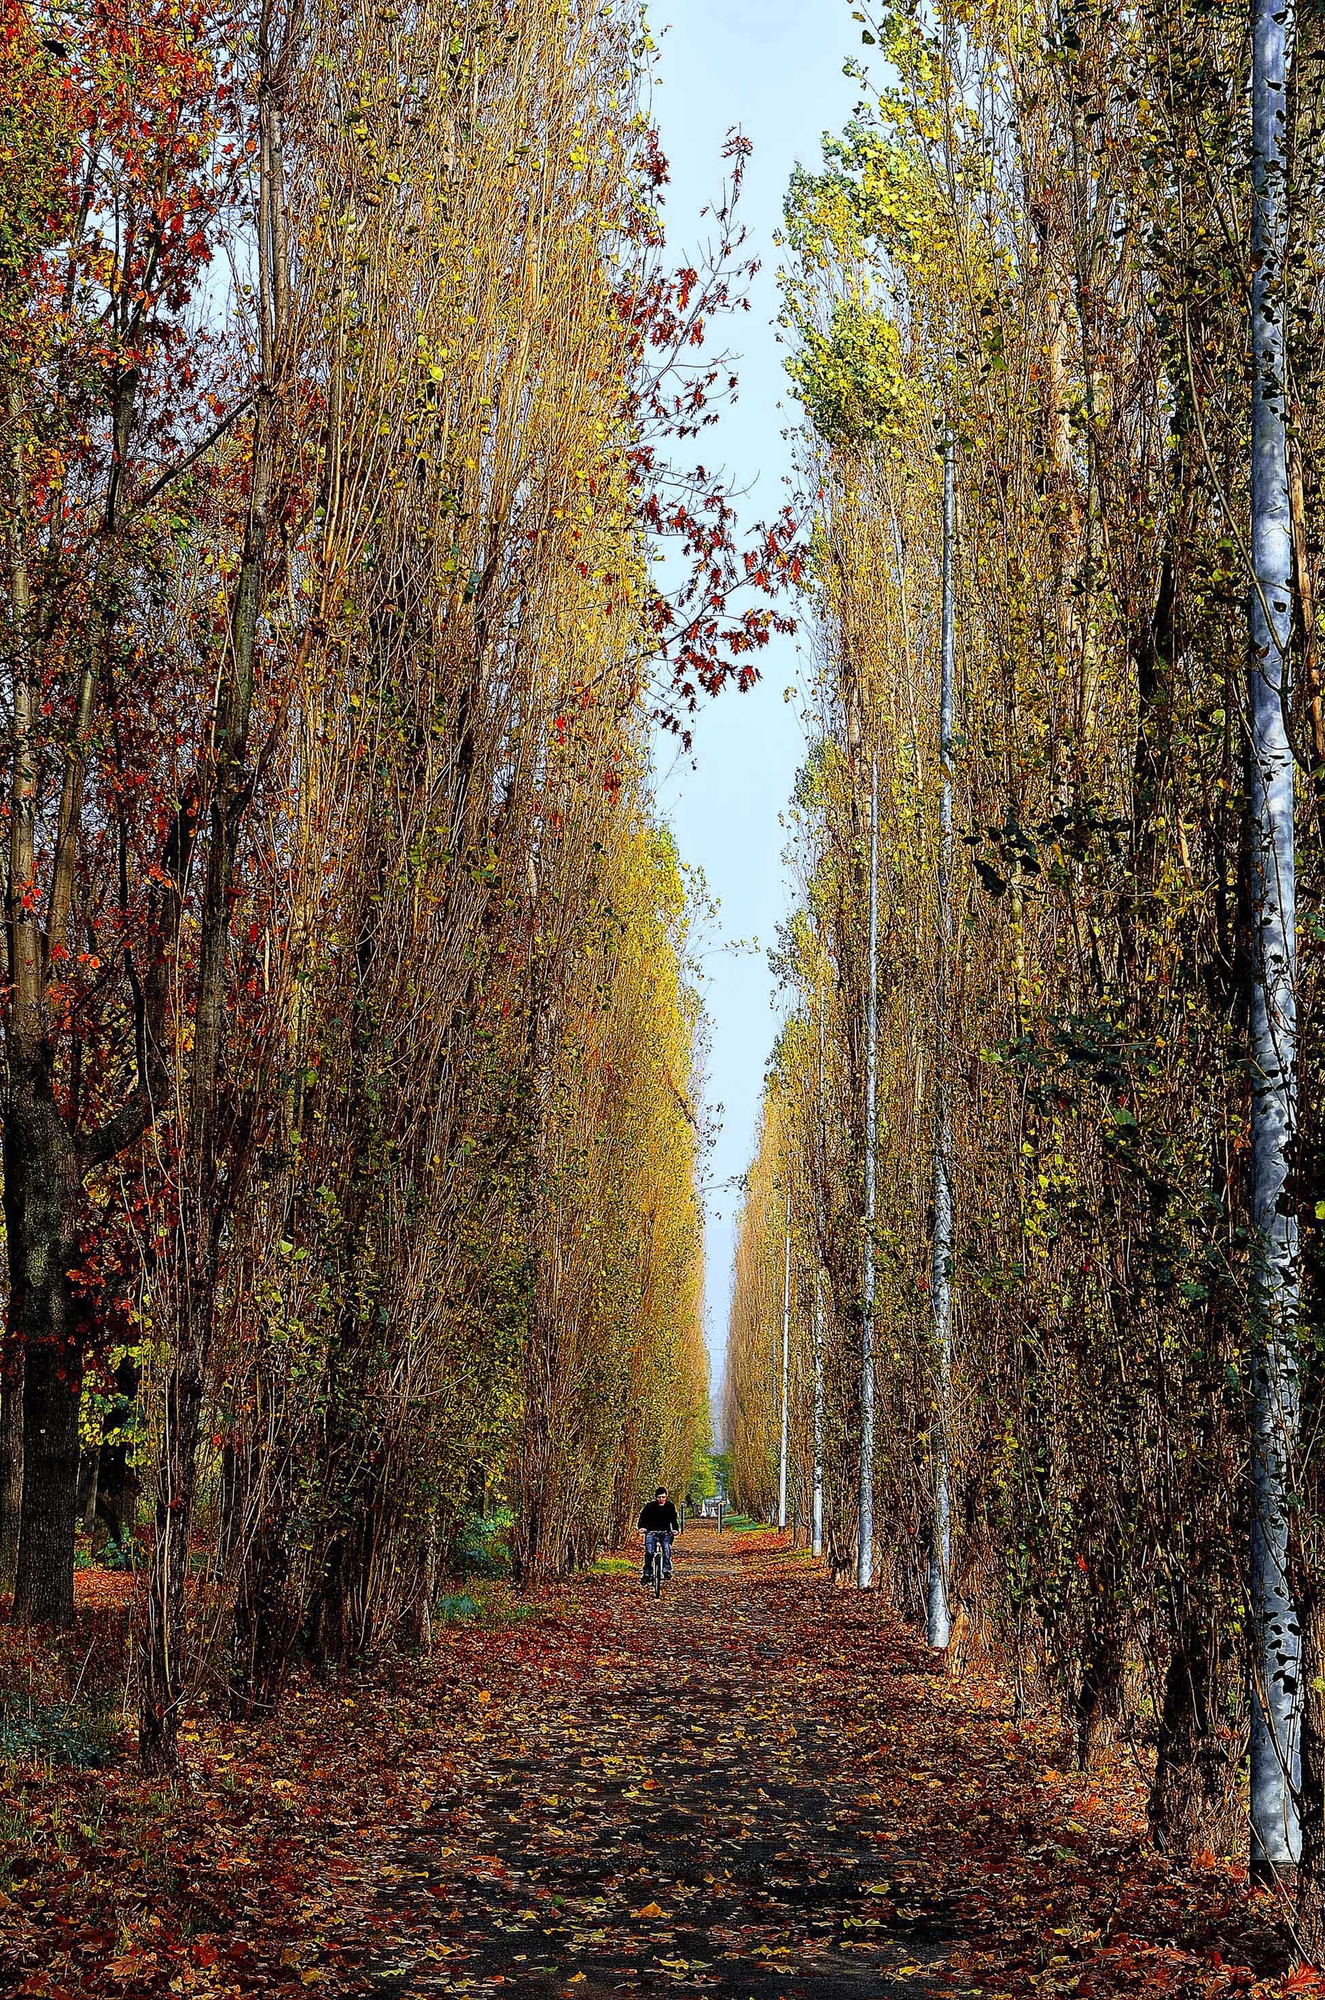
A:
638 1499 680 1533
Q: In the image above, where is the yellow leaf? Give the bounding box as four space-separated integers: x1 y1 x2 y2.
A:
636 1901 664 1918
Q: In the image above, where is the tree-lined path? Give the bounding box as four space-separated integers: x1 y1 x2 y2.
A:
329 1533 1284 2000
5 0 1325 1984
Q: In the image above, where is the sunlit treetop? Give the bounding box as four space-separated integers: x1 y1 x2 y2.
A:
787 296 911 449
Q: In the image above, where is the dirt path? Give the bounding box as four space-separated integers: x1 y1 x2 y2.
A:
331 1529 1285 2000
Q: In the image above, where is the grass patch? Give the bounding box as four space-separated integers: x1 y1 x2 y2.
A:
434 1593 482 1624
592 1555 635 1574
430 1580 543 1629
490 1601 541 1625
0 1700 123 1770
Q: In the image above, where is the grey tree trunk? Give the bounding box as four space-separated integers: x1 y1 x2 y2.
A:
4 373 82 1629
0 1353 20 1596
812 1005 825 1559
78 1445 101 1535
858 759 879 1588
812 1267 824 1558
6 1084 84 1627
778 1182 791 1530
1247 0 1301 1879
928 433 956 1651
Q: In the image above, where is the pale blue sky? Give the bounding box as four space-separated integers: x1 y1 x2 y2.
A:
648 1 856 1411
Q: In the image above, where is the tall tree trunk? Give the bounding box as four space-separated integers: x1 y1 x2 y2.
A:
138 39 291 1768
0 1338 22 1596
1075 1615 1125 1769
77 1445 100 1534
1247 0 1301 1880
1297 1587 1325 1941
928 430 956 1652
92 1352 140 1556
230 1487 298 1719
812 999 826 1560
6 1080 84 1628
1150 1581 1239 1857
857 758 879 1588
138 586 263 1762
5 373 82 1628
778 1182 790 1531
811 1265 824 1560
140 358 271 1778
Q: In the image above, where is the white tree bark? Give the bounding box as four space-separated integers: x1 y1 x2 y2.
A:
779 1181 791 1531
858 759 879 1587
928 432 955 1651
813 1003 826 1559
1248 0 1301 1876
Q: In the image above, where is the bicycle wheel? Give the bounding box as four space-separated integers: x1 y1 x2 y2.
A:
652 1549 663 1599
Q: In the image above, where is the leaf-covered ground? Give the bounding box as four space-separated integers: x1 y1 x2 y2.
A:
323 1529 1302 2000
0 1529 1309 1997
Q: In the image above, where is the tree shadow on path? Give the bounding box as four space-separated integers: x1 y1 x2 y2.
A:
329 1530 1286 2000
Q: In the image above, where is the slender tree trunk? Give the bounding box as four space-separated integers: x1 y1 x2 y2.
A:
0 1341 22 1596
812 1264 824 1559
5 373 84 1628
812 1002 825 1560
141 371 271 1778
92 1353 140 1555
1150 1579 1239 1857
5 327 157 1630
6 1080 85 1627
1075 1602 1125 1769
138 49 292 1768
858 758 879 1588
928 431 956 1652
1298 1588 1325 1941
1247 0 1301 1880
77 1445 100 1534
778 1181 790 1531
230 1486 298 1719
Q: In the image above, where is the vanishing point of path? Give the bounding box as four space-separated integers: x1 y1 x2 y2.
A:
335 1529 1285 2000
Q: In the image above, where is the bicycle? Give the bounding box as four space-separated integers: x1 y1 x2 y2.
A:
644 1530 672 1598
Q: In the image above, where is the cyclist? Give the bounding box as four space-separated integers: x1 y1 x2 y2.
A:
638 1486 680 1586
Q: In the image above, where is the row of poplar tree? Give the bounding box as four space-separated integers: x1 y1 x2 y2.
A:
725 0 1325 1928
0 0 761 1773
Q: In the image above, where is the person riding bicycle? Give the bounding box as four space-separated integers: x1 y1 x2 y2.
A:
638 1486 679 1586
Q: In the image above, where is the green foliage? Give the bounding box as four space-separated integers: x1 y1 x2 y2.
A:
0 1701 122 1770
685 1448 717 1506
452 1509 514 1580
787 297 910 448
434 1593 482 1623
